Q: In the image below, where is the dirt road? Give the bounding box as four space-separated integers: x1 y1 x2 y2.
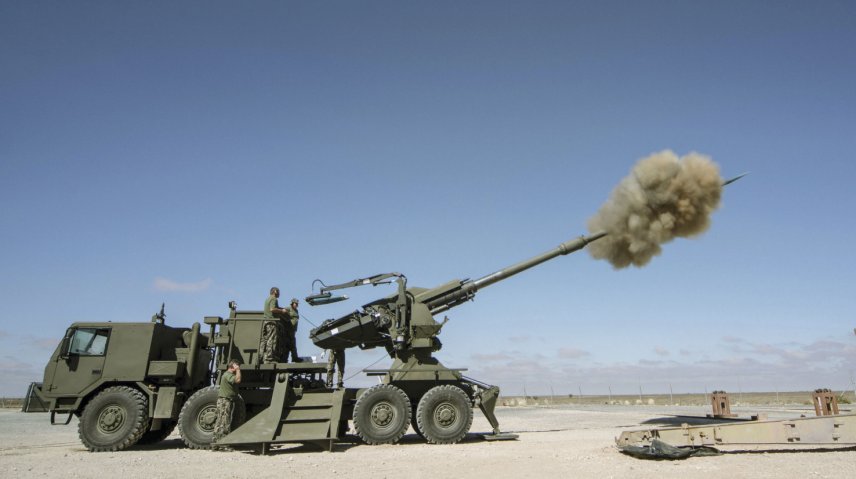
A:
2 405 854 478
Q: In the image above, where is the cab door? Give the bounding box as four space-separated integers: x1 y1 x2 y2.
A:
45 327 110 397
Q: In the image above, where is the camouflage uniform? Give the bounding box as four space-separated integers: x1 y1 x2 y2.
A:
326 348 345 388
282 302 300 362
213 370 238 444
260 322 284 363
261 294 283 363
213 397 235 443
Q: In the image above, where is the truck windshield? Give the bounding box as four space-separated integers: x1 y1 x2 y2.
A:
69 328 110 356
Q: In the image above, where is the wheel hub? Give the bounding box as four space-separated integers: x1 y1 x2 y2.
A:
97 405 126 433
435 403 457 428
198 405 218 432
371 402 394 427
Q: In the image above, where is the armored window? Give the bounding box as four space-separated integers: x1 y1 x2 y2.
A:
68 328 110 356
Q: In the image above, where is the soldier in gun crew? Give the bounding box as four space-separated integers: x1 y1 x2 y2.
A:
212 359 241 450
326 348 345 389
282 298 301 362
262 287 288 363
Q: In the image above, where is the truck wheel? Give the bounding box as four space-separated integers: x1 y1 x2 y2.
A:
411 414 425 439
78 386 149 452
353 384 411 445
416 385 473 444
178 386 245 449
136 421 176 445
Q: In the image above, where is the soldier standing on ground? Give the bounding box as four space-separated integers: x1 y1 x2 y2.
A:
262 287 288 363
326 348 345 389
282 298 301 362
213 359 241 449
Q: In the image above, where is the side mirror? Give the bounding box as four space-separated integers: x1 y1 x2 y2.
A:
59 329 74 359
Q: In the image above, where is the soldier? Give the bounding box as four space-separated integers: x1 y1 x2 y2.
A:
212 359 241 450
261 287 289 363
282 298 301 362
326 348 346 389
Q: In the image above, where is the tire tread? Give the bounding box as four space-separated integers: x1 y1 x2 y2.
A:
78 385 149 452
353 384 411 445
416 385 473 445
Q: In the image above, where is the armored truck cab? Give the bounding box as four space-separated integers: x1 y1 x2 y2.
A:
26 317 211 451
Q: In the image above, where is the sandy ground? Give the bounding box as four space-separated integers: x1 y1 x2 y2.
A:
2 405 855 479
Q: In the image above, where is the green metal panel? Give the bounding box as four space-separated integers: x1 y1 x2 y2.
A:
153 386 177 419
224 314 267 366
148 361 182 377
102 323 155 379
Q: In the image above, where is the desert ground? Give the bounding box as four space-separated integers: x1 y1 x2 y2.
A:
2 398 855 479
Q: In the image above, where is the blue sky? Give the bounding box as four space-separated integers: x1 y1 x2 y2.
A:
2 1 855 398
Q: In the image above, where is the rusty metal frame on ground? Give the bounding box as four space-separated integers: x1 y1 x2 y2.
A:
616 413 856 451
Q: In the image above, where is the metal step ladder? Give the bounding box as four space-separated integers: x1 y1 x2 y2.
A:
218 372 347 453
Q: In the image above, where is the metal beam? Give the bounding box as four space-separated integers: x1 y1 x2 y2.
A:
617 413 856 450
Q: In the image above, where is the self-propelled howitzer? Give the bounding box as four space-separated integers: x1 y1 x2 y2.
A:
306 232 605 444
21 232 605 452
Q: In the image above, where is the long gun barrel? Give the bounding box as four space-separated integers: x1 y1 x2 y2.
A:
420 232 607 314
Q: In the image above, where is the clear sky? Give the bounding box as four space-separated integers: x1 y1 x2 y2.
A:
2 1 855 398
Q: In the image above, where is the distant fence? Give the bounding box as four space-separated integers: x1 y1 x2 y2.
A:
1 398 24 409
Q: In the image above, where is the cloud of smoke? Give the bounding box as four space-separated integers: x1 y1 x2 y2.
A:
587 150 723 268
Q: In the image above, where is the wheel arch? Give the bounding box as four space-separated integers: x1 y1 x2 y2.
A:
76 381 147 417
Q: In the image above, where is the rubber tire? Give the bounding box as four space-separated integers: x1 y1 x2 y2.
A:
416 385 473 444
78 386 149 452
136 421 176 445
178 386 245 449
353 384 411 445
411 413 425 439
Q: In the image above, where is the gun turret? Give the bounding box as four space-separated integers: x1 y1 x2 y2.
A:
308 232 606 359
